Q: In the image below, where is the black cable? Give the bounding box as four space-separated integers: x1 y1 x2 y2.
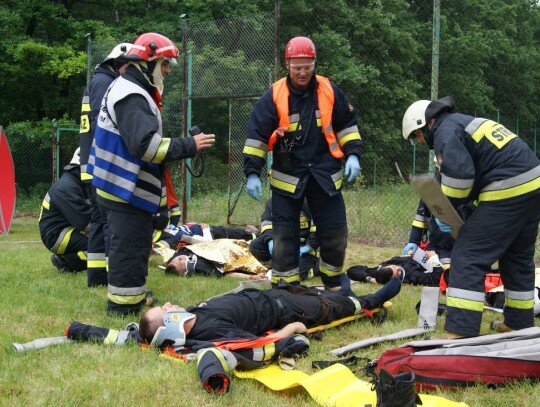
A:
186 125 206 178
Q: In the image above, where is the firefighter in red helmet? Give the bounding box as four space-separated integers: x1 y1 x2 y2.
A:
243 36 363 290
89 32 215 315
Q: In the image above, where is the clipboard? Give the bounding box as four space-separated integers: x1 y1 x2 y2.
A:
410 174 464 238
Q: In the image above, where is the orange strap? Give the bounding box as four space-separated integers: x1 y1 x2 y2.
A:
211 335 283 351
268 76 342 158
164 168 179 207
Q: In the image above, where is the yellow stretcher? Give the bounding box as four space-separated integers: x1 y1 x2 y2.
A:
235 363 469 407
306 301 392 334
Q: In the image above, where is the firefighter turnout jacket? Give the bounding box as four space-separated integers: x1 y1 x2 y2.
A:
428 109 540 337
431 112 540 204
79 64 118 183
243 74 362 198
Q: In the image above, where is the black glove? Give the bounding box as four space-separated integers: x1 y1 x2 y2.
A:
169 215 180 227
153 213 169 230
274 334 310 358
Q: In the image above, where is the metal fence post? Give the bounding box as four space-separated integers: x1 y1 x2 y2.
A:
85 33 92 84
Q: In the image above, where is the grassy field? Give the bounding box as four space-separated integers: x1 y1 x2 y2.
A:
1 210 540 406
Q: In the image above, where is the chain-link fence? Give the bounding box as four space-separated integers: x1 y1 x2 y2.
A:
185 12 276 227
7 119 80 207
86 14 276 226
8 9 538 248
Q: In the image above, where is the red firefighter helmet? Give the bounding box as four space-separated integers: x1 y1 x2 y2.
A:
125 32 179 63
285 36 316 60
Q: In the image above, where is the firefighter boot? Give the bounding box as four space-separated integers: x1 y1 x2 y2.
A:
372 368 422 407
490 320 514 333
51 254 71 273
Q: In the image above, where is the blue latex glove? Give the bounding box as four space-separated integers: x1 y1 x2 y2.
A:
246 174 263 201
435 218 453 233
267 239 274 255
344 155 361 182
402 243 418 256
299 245 312 255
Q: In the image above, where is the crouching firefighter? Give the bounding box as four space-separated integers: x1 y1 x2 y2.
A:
39 148 90 273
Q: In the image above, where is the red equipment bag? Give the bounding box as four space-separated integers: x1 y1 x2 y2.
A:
375 327 540 390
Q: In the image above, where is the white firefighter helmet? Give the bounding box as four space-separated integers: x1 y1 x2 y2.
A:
70 147 81 165
103 43 133 63
402 100 431 142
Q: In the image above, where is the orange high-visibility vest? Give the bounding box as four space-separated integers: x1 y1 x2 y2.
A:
268 75 344 159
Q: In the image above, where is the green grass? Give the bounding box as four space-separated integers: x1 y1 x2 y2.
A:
1 206 540 406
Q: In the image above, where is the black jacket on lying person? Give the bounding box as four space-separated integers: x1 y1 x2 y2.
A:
184 282 399 342
347 255 443 287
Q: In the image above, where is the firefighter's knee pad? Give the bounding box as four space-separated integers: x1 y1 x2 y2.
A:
272 224 299 272
319 226 348 266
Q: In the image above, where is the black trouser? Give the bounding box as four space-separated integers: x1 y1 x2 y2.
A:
86 184 109 287
249 237 320 281
56 232 88 272
209 226 254 241
272 177 347 287
99 197 152 314
43 227 87 272
446 191 540 336
266 289 357 327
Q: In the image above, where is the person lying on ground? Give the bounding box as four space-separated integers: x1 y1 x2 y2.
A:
347 249 444 287
138 276 402 346
162 239 268 280
154 222 258 251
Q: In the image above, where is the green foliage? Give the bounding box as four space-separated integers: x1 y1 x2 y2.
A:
7 118 54 152
2 0 540 229
14 40 86 79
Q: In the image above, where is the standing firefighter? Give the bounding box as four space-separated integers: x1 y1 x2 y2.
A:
243 36 362 289
402 96 540 338
89 32 215 315
80 42 132 287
